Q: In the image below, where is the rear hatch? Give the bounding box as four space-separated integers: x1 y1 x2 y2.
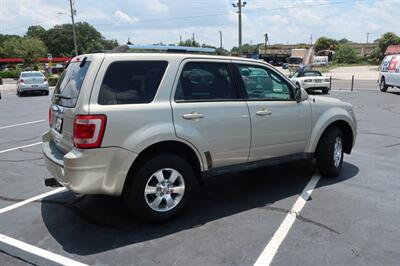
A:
49 57 93 153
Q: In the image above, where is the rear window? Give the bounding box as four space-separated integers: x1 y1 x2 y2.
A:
21 72 43 77
52 61 91 108
98 61 168 105
299 71 322 77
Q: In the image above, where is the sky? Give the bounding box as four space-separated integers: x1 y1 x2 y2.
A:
0 0 399 49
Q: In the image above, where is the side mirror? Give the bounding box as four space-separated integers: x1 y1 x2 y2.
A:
295 86 308 103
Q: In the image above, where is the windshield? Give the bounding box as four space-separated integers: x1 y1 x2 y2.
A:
288 57 303 64
301 71 322 77
21 72 43 77
52 61 91 108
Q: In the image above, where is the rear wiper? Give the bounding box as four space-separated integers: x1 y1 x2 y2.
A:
54 93 72 100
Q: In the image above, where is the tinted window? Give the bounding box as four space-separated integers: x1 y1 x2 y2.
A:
175 62 238 101
239 64 293 100
21 72 43 77
52 61 91 108
98 61 168 105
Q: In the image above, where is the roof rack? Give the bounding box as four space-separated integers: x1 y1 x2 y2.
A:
109 44 216 54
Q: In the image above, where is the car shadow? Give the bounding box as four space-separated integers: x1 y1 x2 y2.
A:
41 160 358 255
387 91 400 96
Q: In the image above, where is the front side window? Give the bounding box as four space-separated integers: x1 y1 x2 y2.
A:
175 62 238 101
238 64 293 100
98 61 168 105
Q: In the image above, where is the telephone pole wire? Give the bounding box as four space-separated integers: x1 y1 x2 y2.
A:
69 0 78 56
232 0 247 56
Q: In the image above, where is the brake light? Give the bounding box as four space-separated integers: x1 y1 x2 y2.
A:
20 79 24 83
73 115 106 149
44 78 47 82
48 108 52 126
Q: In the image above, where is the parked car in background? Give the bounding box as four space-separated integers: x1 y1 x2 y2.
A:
17 71 49 96
291 70 330 94
313 56 329 66
43 47 356 223
379 54 400 92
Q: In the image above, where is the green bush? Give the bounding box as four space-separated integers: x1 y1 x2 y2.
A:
48 76 59 86
333 44 359 64
0 70 21 79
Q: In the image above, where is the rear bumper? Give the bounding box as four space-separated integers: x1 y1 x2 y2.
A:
302 82 330 90
42 132 137 196
19 84 49 91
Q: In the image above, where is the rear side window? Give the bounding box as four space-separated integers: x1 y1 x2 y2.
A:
98 61 168 105
175 62 238 101
52 61 91 108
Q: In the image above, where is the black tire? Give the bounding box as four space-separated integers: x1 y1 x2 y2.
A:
316 127 344 178
322 88 329 94
124 154 196 223
379 77 388 92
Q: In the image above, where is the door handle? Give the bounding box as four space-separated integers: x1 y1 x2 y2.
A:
256 108 272 116
183 111 204 120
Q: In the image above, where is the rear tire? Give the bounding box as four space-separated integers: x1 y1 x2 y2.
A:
316 127 344 178
322 88 329 94
124 154 196 223
380 77 388 92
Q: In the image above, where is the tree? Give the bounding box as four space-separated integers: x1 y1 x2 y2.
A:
371 32 400 61
231 43 258 55
1 36 47 66
44 22 118 56
178 38 200 47
333 44 358 64
315 37 339 52
26 25 47 41
338 38 351 44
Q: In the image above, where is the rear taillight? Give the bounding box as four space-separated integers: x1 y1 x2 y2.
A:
44 78 47 82
73 115 106 149
20 79 24 83
48 108 52 126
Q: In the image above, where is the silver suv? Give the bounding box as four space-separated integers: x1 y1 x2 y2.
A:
43 47 357 222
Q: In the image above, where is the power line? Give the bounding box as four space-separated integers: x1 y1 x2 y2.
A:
0 0 360 33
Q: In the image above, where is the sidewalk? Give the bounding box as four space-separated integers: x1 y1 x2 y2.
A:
325 65 379 80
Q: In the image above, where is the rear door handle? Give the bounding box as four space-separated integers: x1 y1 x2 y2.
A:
183 111 204 120
256 109 272 116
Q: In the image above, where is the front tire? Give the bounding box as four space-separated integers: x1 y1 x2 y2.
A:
316 127 344 178
124 154 196 223
380 77 388 92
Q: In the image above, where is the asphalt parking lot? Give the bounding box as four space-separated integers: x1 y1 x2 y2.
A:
0 80 399 265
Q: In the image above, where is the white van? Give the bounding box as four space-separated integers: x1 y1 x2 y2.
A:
379 54 400 92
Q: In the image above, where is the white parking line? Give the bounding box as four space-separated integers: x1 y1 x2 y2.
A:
0 233 88 266
254 174 321 266
0 120 46 130
0 142 42 154
0 187 66 214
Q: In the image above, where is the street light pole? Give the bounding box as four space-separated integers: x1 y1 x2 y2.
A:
69 0 78 56
232 1 246 56
219 31 223 49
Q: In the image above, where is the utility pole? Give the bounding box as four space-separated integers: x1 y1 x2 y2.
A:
310 34 313 45
366 32 370 44
69 0 78 56
179 35 182 44
219 31 223 49
192 33 195 46
232 0 247 56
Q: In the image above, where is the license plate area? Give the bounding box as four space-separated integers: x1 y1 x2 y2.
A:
315 79 321 83
32 85 39 88
55 117 63 133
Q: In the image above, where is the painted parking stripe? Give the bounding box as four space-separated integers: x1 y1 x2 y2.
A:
254 174 321 266
0 142 42 154
0 120 46 130
0 233 88 266
0 187 66 214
